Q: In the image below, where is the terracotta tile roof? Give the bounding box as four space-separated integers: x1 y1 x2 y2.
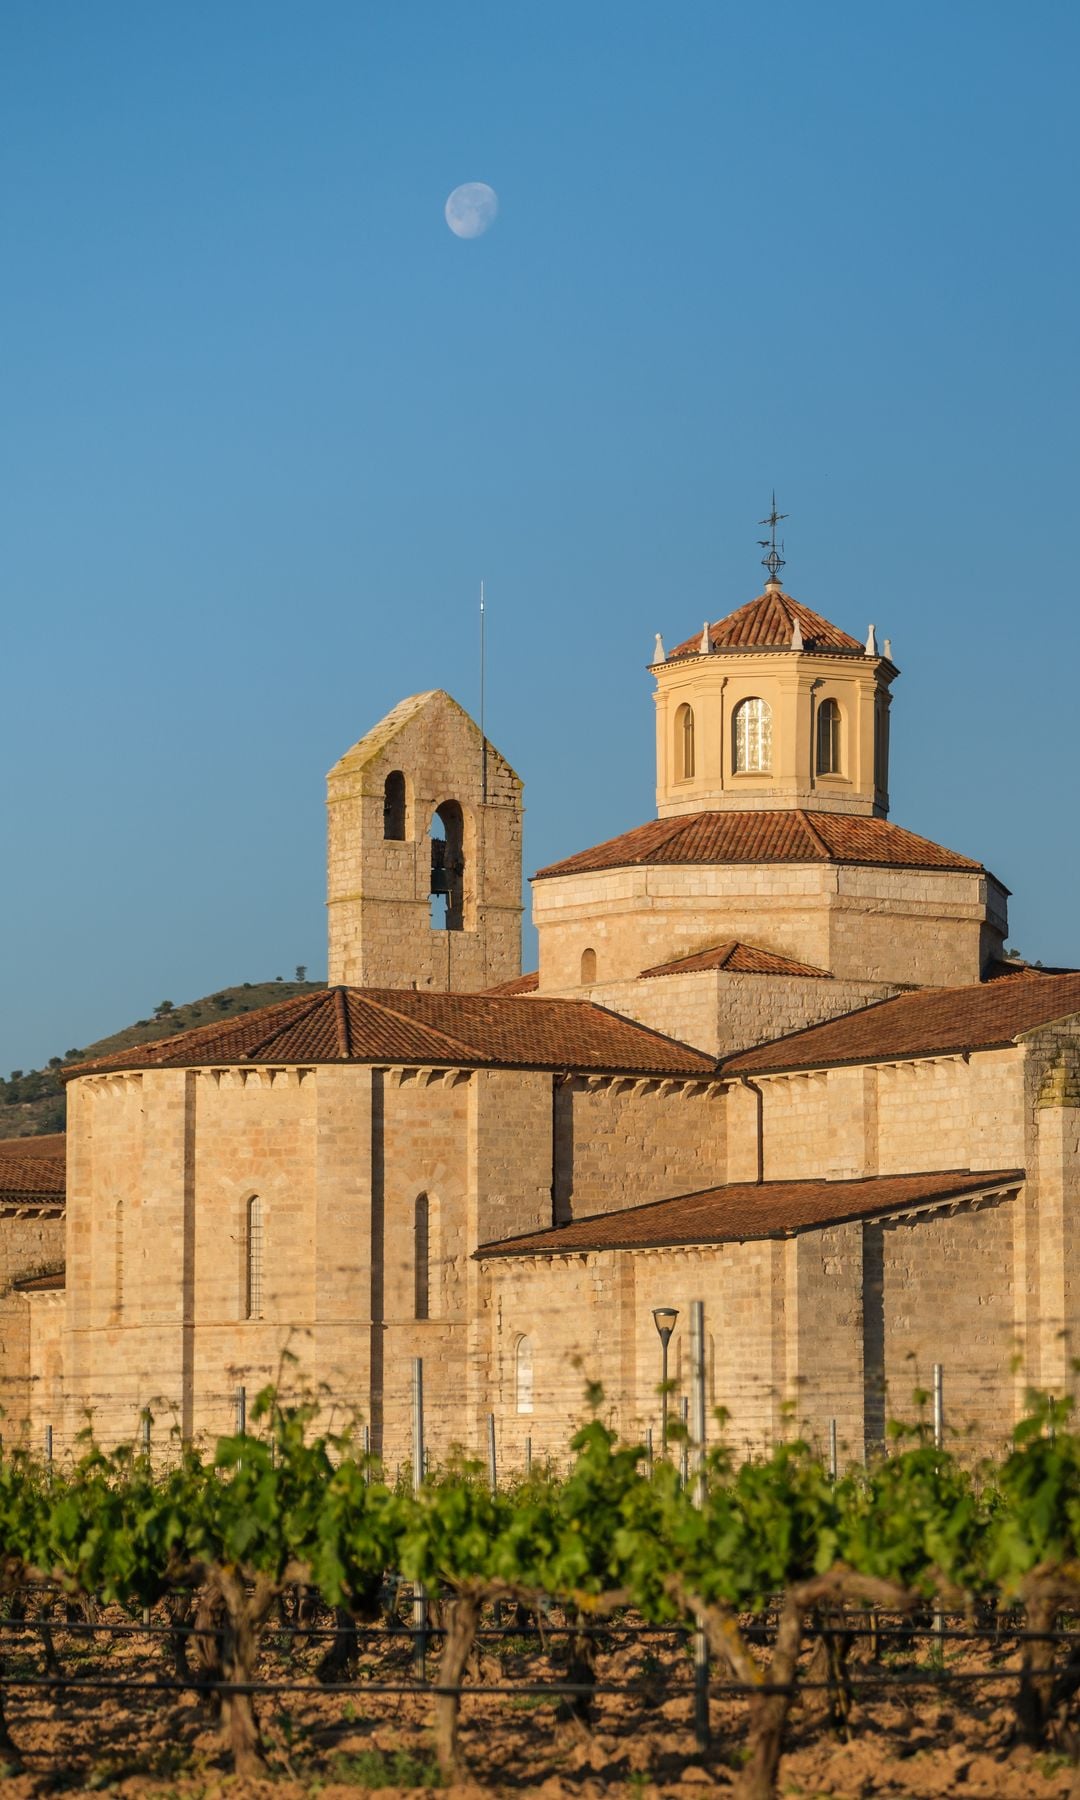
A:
12 1268 65 1293
483 972 540 995
479 1168 1023 1257
723 971 1080 1077
536 810 983 880
0 1144 66 1207
640 941 832 980
65 987 715 1080
983 958 1077 982
668 591 864 659
0 1133 65 1160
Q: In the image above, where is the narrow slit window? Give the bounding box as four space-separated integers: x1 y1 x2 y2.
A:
414 1193 430 1320
516 1335 534 1415
675 703 695 780
246 1195 264 1320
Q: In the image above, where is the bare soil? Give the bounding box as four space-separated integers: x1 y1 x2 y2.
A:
0 1611 1076 1800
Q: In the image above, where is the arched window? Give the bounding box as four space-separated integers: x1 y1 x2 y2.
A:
675 703 695 781
515 1336 534 1415
383 770 406 840
816 699 841 775
414 1193 430 1321
429 801 465 930
733 697 772 773
580 947 597 984
246 1196 264 1320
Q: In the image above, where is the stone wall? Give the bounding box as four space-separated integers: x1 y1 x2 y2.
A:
533 859 1002 993
544 969 897 1059
553 1076 725 1222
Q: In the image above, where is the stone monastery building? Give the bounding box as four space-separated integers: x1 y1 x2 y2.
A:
3 567 1080 1466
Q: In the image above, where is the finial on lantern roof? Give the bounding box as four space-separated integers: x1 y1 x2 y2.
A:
865 623 878 656
884 637 892 660
791 617 804 651
758 491 788 586
653 632 666 663
699 622 711 655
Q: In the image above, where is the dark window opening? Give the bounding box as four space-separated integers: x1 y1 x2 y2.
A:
383 771 407 840
429 801 465 930
414 1193 430 1320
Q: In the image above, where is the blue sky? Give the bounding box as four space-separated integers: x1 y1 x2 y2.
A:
2 2 1077 1074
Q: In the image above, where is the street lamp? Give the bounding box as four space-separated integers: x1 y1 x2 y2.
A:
652 1306 679 1458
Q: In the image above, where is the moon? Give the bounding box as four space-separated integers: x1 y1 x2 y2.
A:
445 182 498 239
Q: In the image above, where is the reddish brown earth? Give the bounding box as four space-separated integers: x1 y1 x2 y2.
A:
0 1615 1076 1798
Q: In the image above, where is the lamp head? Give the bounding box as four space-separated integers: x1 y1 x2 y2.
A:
652 1305 679 1348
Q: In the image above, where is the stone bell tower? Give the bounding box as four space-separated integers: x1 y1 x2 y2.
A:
327 690 523 991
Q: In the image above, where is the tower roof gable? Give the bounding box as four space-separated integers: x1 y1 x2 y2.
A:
667 590 863 659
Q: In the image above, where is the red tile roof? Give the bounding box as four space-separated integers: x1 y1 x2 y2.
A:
536 810 984 880
668 591 864 659
484 971 540 995
723 971 1080 1076
0 1133 65 1159
12 1269 65 1293
478 1169 1023 1256
65 987 715 1079
640 941 832 980
0 1140 66 1206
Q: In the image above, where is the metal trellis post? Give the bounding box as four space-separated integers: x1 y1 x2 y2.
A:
690 1300 709 1749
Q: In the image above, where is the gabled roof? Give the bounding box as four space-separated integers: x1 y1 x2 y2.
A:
667 590 864 660
640 941 832 980
723 970 1080 1077
328 689 521 785
65 987 716 1080
478 1169 1023 1257
535 810 984 881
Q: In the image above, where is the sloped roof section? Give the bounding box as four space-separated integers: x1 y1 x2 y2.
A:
723 971 1080 1076
668 591 864 660
65 987 716 1079
0 1138 66 1207
484 971 540 995
536 810 984 880
640 941 832 980
478 1169 1023 1257
328 689 521 786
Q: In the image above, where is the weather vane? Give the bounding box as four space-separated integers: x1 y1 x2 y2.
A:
758 493 788 583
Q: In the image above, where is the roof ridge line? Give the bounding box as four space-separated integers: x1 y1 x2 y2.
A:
797 809 832 859
352 991 493 1064
234 989 338 1063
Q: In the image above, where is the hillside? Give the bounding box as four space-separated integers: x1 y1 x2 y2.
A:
0 980 325 1140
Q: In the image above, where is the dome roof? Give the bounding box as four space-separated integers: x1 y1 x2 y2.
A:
667 587 863 658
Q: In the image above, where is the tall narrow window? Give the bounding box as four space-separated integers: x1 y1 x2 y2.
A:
246 1195 263 1320
580 947 597 984
675 703 695 780
414 1193 430 1320
515 1335 534 1415
816 699 841 775
429 801 465 930
112 1200 124 1322
733 697 772 772
383 770 406 839
874 697 890 792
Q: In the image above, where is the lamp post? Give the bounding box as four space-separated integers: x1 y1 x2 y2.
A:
652 1306 679 1458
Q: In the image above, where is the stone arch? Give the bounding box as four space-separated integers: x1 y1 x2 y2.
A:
430 800 466 930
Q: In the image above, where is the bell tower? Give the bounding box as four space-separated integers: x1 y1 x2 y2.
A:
327 690 523 991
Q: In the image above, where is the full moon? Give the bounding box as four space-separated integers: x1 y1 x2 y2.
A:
445 182 498 239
